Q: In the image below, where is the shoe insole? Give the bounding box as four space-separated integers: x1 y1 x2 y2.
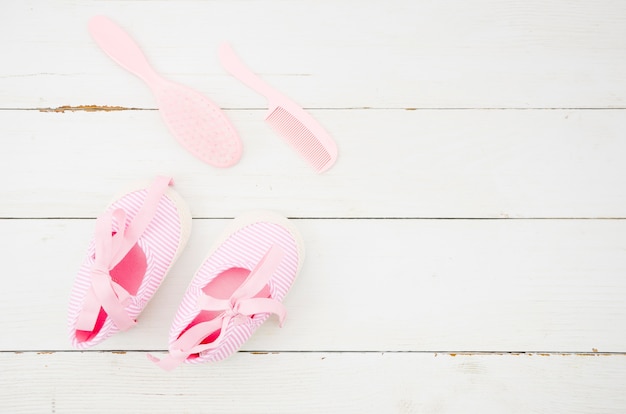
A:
76 238 147 342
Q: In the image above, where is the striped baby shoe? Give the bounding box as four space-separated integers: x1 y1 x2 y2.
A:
68 176 191 348
149 211 304 370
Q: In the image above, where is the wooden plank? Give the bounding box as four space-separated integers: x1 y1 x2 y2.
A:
2 109 626 218
2 218 625 352
1 352 625 413
2 1 626 109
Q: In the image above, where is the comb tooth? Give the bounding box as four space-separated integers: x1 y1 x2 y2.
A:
266 107 331 171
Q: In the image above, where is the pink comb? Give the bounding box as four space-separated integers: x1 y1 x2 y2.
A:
218 43 338 173
88 16 242 168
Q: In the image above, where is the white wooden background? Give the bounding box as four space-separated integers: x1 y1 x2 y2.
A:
2 1 626 412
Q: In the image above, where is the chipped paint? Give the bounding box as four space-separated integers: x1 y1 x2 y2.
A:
39 105 135 113
441 351 624 357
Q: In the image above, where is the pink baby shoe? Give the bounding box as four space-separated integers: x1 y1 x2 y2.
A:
149 211 304 370
68 176 191 348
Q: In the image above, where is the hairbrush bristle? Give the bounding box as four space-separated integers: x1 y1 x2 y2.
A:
266 106 332 172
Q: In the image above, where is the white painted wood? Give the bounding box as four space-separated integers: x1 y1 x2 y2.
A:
1 352 625 413
2 1 626 109
3 109 626 218
2 218 625 352
2 0 626 410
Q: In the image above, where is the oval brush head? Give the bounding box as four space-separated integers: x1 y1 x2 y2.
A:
89 15 242 168
154 82 242 167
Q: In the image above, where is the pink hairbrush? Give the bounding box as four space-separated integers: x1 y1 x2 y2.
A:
88 16 242 168
219 43 337 173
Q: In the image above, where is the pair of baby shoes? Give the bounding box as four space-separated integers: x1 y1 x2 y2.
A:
67 176 304 370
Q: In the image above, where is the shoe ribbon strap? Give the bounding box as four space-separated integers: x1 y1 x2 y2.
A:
149 244 286 371
76 176 173 332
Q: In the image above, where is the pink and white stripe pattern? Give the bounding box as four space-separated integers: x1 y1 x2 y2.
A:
166 213 304 365
67 181 188 349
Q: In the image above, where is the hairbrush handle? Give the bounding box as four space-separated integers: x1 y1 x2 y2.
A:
218 42 281 101
88 15 162 85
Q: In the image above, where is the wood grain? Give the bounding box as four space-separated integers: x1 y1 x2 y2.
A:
2 109 626 218
2 218 624 352
1 352 625 414
2 1 626 109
